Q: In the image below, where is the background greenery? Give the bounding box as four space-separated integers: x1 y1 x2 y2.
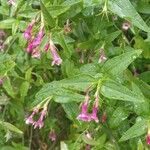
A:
0 0 150 149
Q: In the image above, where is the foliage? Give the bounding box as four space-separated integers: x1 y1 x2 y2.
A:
0 0 150 149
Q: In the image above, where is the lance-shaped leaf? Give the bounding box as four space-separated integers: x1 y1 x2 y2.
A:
40 1 55 28
0 53 15 77
119 119 147 141
101 50 142 76
101 80 145 103
32 74 96 107
0 120 23 135
0 18 16 29
108 0 150 32
62 102 79 121
109 107 129 128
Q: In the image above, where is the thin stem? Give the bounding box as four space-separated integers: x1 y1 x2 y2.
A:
29 126 33 149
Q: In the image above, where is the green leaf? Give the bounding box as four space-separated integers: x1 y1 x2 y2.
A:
109 107 129 128
136 1 150 14
62 103 79 122
137 139 144 150
3 77 15 98
54 90 84 103
0 121 23 135
0 93 9 105
105 30 121 43
97 134 107 148
46 5 70 18
56 33 71 58
25 67 33 81
40 1 55 28
0 19 16 29
101 80 145 103
119 119 147 141
102 50 142 76
20 81 30 99
0 54 15 77
109 0 150 32
139 71 150 84
33 74 95 107
134 36 150 59
134 79 150 99
60 0 83 19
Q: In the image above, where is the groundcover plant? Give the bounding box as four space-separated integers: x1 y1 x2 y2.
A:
0 0 150 149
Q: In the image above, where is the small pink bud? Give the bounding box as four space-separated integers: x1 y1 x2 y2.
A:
24 20 35 40
25 108 39 125
98 48 107 63
26 40 34 53
146 134 150 145
90 92 99 123
49 130 56 142
122 22 131 30
31 49 41 59
0 30 5 38
33 109 47 129
8 0 15 5
133 69 139 77
85 144 91 150
44 43 50 52
90 105 99 123
0 79 3 86
77 93 91 122
32 27 44 47
49 40 62 66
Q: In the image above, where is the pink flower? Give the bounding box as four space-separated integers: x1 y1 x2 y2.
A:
85 144 91 150
49 130 56 142
8 0 15 5
0 30 5 38
90 105 99 123
77 94 91 122
122 22 131 30
147 134 150 145
32 27 44 47
24 20 35 40
33 109 47 129
90 92 99 123
77 112 91 122
49 40 62 66
98 48 107 63
0 79 3 86
26 26 44 53
44 43 50 52
31 49 41 59
26 40 34 53
25 108 39 125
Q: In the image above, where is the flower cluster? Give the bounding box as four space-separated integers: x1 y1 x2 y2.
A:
24 19 43 59
25 107 47 129
23 19 62 65
77 91 99 123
